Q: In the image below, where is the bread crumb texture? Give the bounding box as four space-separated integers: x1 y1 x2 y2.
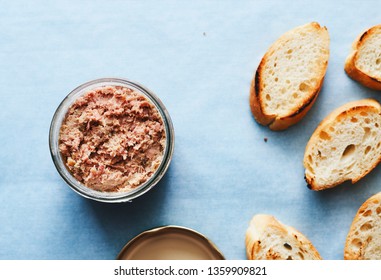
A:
345 25 381 90
355 26 381 80
345 192 381 260
304 99 381 190
261 23 328 116
245 214 322 260
250 22 329 130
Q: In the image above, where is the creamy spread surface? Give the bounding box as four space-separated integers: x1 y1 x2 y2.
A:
59 85 166 192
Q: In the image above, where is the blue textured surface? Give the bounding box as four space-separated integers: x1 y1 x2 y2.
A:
1 0 381 260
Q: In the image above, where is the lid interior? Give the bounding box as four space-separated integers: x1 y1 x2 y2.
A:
117 226 224 260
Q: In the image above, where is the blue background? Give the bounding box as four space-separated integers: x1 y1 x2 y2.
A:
1 0 381 260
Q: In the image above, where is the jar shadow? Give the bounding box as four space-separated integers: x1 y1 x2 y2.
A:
81 171 172 259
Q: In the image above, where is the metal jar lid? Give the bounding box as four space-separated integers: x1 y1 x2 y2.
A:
117 225 225 260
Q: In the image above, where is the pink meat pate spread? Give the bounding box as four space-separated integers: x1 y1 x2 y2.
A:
59 85 166 192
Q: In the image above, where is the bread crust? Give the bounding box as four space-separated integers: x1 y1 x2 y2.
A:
250 22 329 131
344 192 381 260
245 214 322 260
304 99 381 190
344 25 381 90
249 63 276 126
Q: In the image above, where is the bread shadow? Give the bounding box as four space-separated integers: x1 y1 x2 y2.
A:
306 135 381 258
246 77 327 149
310 164 381 206
344 70 381 96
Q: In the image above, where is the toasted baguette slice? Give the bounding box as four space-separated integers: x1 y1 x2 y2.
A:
345 25 381 90
304 99 381 191
345 192 381 259
250 22 330 130
245 214 322 260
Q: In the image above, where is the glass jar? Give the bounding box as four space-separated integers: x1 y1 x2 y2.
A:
49 78 174 202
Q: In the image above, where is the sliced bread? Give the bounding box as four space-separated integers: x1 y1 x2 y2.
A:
344 192 381 259
250 22 330 130
245 214 322 260
345 24 381 90
304 99 381 191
